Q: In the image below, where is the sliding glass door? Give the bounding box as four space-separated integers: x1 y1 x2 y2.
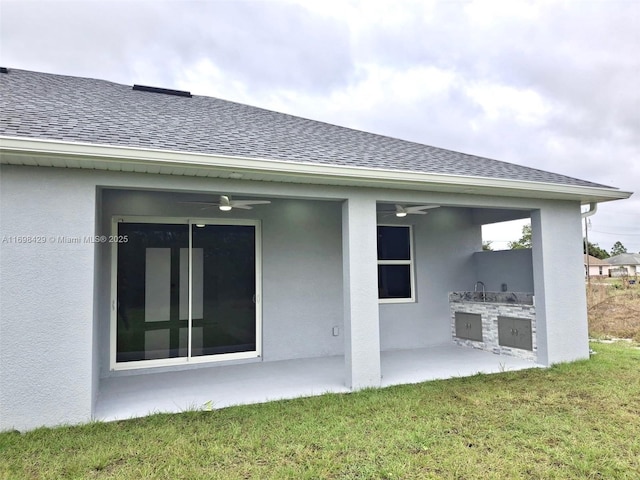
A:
111 218 260 369
115 222 189 362
192 224 256 357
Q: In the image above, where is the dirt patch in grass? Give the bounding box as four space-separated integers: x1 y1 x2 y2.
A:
588 281 640 342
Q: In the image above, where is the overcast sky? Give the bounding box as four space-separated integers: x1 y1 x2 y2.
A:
2 0 639 252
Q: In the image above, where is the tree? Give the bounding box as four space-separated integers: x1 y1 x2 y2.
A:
508 224 532 250
583 240 610 259
482 241 493 251
610 241 627 256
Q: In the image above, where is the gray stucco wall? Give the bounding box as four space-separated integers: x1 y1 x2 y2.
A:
531 204 589 365
0 166 96 431
472 249 534 293
262 199 344 360
378 208 480 350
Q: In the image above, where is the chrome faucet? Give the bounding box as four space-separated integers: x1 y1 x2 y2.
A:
474 281 486 302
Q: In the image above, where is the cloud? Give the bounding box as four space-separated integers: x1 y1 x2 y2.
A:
1 0 354 92
1 1 162 83
169 1 354 93
1 0 638 250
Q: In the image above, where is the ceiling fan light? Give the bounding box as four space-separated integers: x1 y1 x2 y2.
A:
219 195 232 211
395 211 407 217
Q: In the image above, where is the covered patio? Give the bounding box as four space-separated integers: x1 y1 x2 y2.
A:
95 345 540 422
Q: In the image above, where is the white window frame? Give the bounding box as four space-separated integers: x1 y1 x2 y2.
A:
377 224 416 304
109 215 262 371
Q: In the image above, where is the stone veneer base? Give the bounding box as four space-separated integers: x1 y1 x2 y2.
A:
449 298 537 362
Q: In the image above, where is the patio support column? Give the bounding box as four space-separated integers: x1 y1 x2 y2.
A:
531 203 589 366
342 196 381 390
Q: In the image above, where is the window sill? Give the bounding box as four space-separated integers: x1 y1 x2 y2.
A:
379 298 416 304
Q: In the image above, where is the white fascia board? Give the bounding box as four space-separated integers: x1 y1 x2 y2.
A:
0 136 633 203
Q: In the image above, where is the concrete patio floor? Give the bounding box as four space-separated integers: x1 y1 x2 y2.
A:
95 344 541 422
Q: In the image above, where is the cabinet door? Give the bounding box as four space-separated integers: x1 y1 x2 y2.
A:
455 312 483 341
497 317 514 348
512 318 532 351
498 316 532 351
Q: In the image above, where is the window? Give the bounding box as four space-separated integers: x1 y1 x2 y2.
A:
377 225 415 303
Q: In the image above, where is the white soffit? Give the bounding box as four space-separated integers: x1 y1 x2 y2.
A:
0 136 632 204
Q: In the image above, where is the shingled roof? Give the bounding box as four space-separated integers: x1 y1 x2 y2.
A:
0 68 612 189
608 253 640 266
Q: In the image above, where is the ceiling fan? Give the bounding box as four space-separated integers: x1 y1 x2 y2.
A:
379 204 440 217
181 195 271 211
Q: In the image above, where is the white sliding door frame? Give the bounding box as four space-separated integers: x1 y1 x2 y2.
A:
109 215 262 371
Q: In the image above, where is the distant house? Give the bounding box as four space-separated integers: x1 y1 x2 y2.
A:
607 253 640 277
584 255 612 277
0 68 633 431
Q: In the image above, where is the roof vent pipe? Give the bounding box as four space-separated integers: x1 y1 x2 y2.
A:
581 202 598 218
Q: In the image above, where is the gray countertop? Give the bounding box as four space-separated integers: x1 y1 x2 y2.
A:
449 291 534 305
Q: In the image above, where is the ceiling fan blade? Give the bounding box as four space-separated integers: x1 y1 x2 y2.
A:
395 205 405 213
179 201 219 206
405 205 440 214
180 196 272 211
230 200 272 207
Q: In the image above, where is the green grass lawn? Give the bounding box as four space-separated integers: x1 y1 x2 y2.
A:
1 342 639 479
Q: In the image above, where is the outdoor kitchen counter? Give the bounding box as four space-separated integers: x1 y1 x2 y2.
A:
449 292 537 361
449 291 534 305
